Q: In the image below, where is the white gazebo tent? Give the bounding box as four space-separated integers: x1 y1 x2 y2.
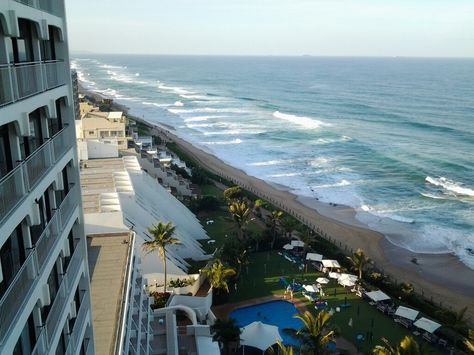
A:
291 240 305 248
395 306 419 321
338 277 356 287
305 253 323 272
241 321 282 354
306 253 323 262
413 318 441 333
328 272 341 279
365 290 391 302
282 244 293 250
322 259 341 271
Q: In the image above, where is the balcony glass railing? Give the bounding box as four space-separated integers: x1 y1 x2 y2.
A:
0 60 66 108
14 0 62 16
0 125 72 225
64 293 90 355
0 185 79 343
45 237 83 343
0 65 14 106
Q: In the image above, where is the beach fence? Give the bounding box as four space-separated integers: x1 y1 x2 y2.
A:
209 169 459 312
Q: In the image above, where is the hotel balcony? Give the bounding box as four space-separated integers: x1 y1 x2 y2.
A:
0 184 80 344
13 0 63 17
0 125 73 225
32 239 87 354
0 60 67 108
64 291 91 355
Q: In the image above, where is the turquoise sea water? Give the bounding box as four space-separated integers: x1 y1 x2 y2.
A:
72 55 474 269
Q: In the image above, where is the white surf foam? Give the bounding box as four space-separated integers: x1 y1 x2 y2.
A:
174 101 184 107
360 204 415 224
169 107 247 114
201 139 242 145
313 180 351 189
158 84 194 95
425 176 474 197
273 111 329 129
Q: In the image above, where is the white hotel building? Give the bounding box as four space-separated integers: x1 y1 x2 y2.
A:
0 1 94 354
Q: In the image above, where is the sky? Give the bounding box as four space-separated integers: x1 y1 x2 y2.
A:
66 0 474 57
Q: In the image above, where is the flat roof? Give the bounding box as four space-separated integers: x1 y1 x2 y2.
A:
87 232 132 355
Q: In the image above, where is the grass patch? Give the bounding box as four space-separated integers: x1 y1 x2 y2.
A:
227 251 440 355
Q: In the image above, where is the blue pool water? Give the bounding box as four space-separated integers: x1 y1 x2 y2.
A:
229 300 303 347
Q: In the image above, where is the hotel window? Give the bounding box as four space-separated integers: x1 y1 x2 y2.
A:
88 131 94 135
41 261 61 321
40 27 57 62
48 99 64 137
0 223 26 299
20 109 44 160
13 312 37 355
8 19 35 63
30 185 54 245
0 124 14 178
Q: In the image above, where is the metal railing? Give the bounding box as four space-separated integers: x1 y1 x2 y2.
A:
0 185 79 343
0 60 66 106
14 0 62 16
14 62 42 98
45 227 83 343
0 65 14 106
43 60 65 89
0 126 72 225
64 290 90 355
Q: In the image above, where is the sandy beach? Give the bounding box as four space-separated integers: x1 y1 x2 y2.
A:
81 88 474 323
144 121 474 323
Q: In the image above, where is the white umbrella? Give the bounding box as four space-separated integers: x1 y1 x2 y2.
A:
322 259 341 269
338 273 358 282
413 317 441 333
303 284 317 292
316 277 330 284
240 321 282 352
395 306 419 321
338 278 356 287
282 244 293 250
328 272 341 279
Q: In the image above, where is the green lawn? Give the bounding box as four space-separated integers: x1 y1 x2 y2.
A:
227 251 440 354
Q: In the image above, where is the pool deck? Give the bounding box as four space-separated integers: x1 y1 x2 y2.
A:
212 294 307 319
212 295 361 355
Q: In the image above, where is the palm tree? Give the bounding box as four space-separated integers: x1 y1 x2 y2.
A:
211 318 241 355
268 340 295 355
281 217 299 239
400 282 415 299
228 200 253 241
203 259 237 295
346 248 370 280
465 329 474 353
142 222 181 293
268 210 284 248
295 310 335 355
373 336 429 355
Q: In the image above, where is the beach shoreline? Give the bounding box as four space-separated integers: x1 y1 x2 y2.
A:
80 87 474 322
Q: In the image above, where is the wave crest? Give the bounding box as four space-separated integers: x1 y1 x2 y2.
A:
273 111 329 129
425 176 474 197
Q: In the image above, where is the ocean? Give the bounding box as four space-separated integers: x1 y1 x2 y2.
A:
71 55 474 269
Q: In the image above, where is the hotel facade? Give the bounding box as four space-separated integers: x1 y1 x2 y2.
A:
0 1 94 354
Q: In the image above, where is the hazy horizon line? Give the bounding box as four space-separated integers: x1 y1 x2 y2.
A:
70 51 474 60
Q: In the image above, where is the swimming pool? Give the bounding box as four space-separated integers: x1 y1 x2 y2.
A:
229 300 303 346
